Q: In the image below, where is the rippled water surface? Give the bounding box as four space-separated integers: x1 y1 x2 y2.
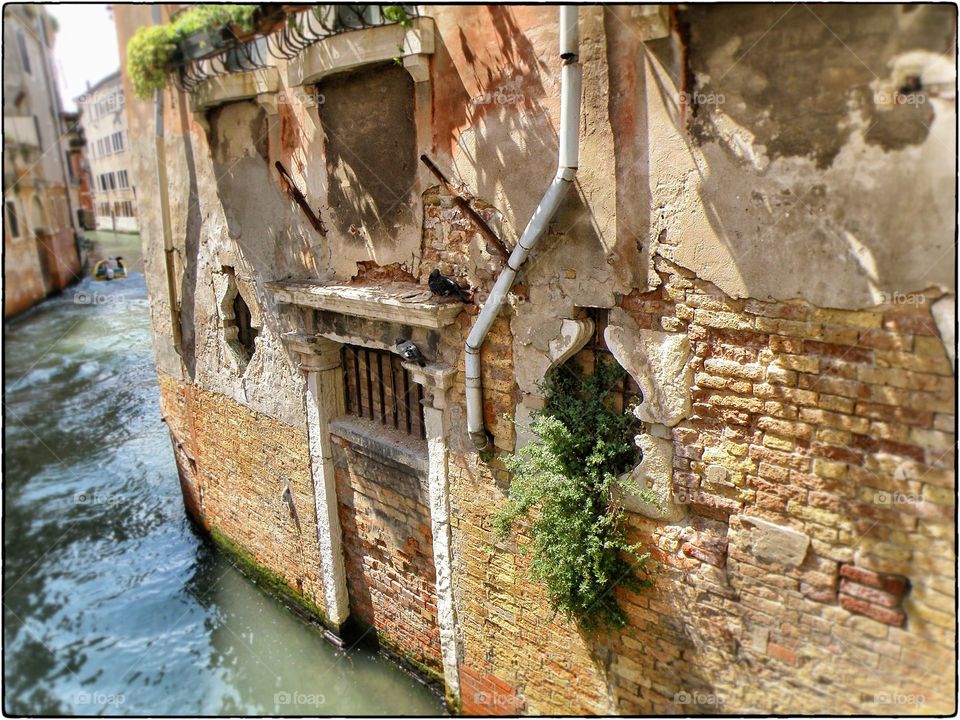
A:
3 232 444 716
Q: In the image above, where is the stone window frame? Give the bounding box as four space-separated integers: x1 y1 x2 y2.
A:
514 307 687 522
273 283 461 700
216 266 263 375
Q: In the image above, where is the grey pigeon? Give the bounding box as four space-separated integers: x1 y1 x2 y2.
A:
429 268 472 303
395 338 426 367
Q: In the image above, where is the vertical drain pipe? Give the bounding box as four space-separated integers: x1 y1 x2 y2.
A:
153 5 183 357
464 6 581 449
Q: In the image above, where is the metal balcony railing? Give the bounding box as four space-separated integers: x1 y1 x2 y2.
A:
174 4 420 92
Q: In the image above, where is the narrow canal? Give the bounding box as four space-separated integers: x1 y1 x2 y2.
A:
3 232 445 716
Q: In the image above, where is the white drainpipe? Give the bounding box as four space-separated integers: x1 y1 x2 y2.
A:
464 6 581 449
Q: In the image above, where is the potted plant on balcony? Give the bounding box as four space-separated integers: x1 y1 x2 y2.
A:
127 4 260 98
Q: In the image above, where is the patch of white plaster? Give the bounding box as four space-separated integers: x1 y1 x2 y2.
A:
617 432 685 522
605 308 692 427
931 294 956 367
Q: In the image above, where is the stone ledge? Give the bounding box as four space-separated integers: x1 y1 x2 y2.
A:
287 17 435 86
267 280 462 329
189 67 280 113
330 415 428 475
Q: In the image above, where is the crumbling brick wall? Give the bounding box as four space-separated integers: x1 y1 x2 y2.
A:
156 371 328 620
446 256 955 715
333 437 444 677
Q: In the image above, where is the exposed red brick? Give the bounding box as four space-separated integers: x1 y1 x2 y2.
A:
839 565 908 595
805 341 873 364
459 666 525 716
839 595 906 626
839 579 901 608
767 642 797 665
681 542 726 568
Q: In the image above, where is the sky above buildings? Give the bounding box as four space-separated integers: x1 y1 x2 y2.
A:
48 3 119 111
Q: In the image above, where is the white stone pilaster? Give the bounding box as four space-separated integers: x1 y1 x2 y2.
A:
405 362 460 703
289 334 350 628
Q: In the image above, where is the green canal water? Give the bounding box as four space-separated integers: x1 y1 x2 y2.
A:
3 231 445 716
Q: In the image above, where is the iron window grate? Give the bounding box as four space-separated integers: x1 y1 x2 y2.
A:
341 345 425 439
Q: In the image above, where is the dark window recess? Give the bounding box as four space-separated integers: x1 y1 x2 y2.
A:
17 31 31 74
576 307 643 415
232 292 258 359
560 307 643 463
341 345 425 439
5 202 20 237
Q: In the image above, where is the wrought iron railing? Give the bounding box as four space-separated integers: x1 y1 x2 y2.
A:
174 4 420 92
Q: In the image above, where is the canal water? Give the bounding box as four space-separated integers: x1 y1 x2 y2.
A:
3 231 445 716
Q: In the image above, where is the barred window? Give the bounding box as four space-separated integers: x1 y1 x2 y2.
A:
341 344 425 438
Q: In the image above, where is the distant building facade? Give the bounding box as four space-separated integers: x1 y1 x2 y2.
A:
61 110 95 230
77 71 138 233
3 3 82 317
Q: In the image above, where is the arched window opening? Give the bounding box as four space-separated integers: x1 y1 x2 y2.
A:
232 290 258 360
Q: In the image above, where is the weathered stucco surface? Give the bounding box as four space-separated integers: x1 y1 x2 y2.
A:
120 3 956 715
645 4 956 309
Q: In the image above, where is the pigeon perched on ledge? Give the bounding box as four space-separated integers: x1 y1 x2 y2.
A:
395 338 426 367
429 268 472 303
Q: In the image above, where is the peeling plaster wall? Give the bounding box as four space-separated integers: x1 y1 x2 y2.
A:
119 3 956 714
651 4 956 309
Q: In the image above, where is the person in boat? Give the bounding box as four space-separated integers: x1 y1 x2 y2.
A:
104 257 117 280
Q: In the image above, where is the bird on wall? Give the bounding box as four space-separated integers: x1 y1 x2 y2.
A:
395 338 427 367
428 268 473 303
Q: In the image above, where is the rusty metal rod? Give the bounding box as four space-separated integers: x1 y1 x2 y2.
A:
275 160 327 236
419 154 510 262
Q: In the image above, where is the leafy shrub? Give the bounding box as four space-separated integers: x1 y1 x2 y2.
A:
383 5 413 27
494 357 654 631
126 5 259 98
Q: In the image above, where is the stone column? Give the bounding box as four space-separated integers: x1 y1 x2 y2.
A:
404 362 460 703
286 333 350 629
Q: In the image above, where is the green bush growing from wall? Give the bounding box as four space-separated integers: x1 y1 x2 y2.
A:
495 357 654 631
127 5 259 98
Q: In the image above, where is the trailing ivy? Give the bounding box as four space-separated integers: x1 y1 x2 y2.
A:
494 357 654 631
127 5 259 98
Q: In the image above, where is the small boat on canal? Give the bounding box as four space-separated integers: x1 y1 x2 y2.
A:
93 257 127 281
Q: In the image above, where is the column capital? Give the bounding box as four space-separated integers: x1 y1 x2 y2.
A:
283 332 342 372
403 362 456 409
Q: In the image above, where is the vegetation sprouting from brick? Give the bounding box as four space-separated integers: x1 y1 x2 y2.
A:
495 358 655 631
